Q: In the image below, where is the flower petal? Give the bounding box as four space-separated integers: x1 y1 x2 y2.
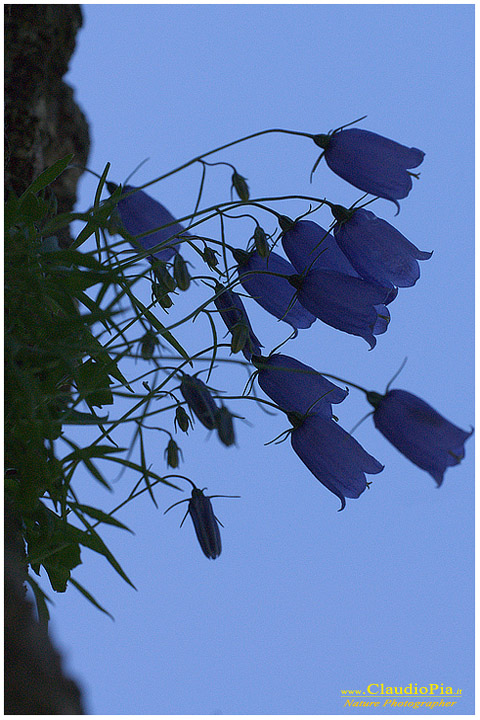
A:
373 389 473 485
296 268 393 348
235 250 316 330
255 353 348 417
116 185 189 262
334 209 432 288
324 128 425 205
290 415 383 510
213 284 263 360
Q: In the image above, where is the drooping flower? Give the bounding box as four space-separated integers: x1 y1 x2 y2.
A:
253 353 348 418
312 128 425 211
331 207 432 288
288 267 396 349
232 248 316 330
280 218 395 335
108 182 189 262
179 374 218 430
213 282 263 360
289 412 384 510
368 389 473 486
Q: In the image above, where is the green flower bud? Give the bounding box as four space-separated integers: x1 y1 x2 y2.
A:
165 438 182 468
175 406 191 433
173 254 191 291
202 246 219 269
215 406 236 447
230 323 249 354
140 330 158 360
152 261 176 292
231 171 250 202
159 293 173 309
253 226 269 257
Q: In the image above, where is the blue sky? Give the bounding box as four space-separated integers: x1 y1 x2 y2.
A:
37 3 474 715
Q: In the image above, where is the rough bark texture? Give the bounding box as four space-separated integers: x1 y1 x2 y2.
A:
4 4 89 713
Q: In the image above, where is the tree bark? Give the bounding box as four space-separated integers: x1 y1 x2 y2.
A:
4 4 89 713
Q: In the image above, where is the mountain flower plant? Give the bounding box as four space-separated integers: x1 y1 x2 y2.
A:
5 119 471 621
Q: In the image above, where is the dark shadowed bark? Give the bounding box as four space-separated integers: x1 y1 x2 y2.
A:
5 4 90 713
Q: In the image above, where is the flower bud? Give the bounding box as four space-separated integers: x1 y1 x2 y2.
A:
231 171 249 201
215 406 236 447
140 330 158 360
253 226 269 257
175 405 191 433
165 438 182 468
159 293 173 309
202 246 219 269
152 261 176 292
173 254 191 291
230 323 249 354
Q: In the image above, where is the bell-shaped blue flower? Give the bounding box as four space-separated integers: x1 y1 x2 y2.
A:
368 389 473 486
232 248 316 330
179 374 218 430
332 207 432 288
213 283 263 360
281 218 396 335
289 413 384 510
288 267 396 349
313 128 424 211
109 183 189 262
253 353 348 418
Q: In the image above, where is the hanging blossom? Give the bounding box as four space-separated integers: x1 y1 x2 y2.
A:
252 353 382 510
253 353 348 417
288 265 396 349
311 127 424 212
280 217 396 336
232 248 316 331
289 412 384 511
107 182 189 262
213 283 263 361
330 206 432 288
367 389 473 486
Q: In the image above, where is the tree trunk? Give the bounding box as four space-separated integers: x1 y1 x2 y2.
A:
4 4 89 713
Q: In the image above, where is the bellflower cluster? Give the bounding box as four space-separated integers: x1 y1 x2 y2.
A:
95 121 471 559
253 354 383 510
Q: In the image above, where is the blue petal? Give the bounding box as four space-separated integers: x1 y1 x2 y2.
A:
324 128 425 205
282 219 395 335
116 185 189 262
291 415 383 510
180 375 218 430
296 268 393 348
235 250 316 330
373 389 473 485
256 353 348 417
334 209 432 288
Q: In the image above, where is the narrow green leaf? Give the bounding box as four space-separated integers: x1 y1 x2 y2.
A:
70 503 133 533
25 574 52 630
69 577 114 620
59 409 109 425
62 445 126 463
22 154 74 197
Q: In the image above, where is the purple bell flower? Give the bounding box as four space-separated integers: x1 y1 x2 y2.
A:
332 208 432 288
288 266 396 349
110 183 189 262
253 353 348 418
232 248 316 331
313 128 424 211
368 389 473 486
289 413 384 510
213 283 263 361
281 218 396 335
